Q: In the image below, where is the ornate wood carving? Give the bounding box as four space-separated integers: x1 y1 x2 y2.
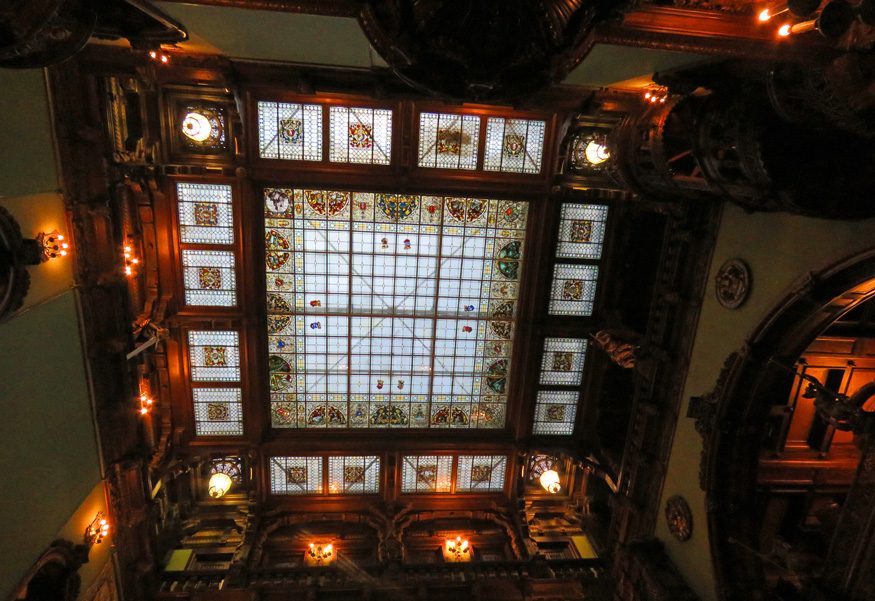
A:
714 259 751 310
664 495 693 542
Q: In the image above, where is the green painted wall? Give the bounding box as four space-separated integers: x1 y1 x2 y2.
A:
563 44 708 86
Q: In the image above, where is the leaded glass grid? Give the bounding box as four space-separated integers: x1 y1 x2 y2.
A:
548 264 599 316
556 204 609 260
456 455 507 492
401 455 453 493
181 250 237 307
193 388 244 436
257 101 323 161
270 456 323 494
417 112 480 170
264 188 528 430
176 182 234 244
188 330 241 382
329 106 392 165
540 338 587 386
483 117 546 174
328 455 380 494
533 390 578 435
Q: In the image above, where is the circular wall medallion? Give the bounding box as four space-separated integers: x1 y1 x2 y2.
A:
665 495 693 542
714 258 751 309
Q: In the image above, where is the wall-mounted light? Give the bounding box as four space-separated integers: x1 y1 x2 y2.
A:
35 230 69 262
123 238 139 277
84 512 110 547
539 469 562 494
644 85 669 104
307 543 334 565
148 49 170 64
138 393 153 416
444 536 471 562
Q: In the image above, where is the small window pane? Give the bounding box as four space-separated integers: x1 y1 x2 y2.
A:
257 101 323 161
540 338 587 386
483 117 545 174
270 456 323 494
548 264 599 316
193 388 243 436
401 455 453 493
328 455 380 494
182 250 237 307
533 390 578 435
456 455 507 492
557 204 608 260
329 106 392 165
177 182 234 244
188 330 240 382
417 112 480 170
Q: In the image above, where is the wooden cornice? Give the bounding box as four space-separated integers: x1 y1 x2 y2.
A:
158 0 359 17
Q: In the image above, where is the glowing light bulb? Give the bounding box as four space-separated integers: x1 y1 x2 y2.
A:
778 23 792 36
539 469 561 494
208 472 233 498
759 8 771 20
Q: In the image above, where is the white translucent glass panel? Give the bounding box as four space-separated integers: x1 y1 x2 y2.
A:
265 189 528 429
456 455 507 492
270 456 323 494
176 183 234 244
328 456 380 494
401 455 453 493
540 338 587 386
188 330 240 381
533 390 579 435
181 250 237 307
548 264 599 316
257 101 323 161
417 112 480 170
556 204 609 260
483 117 546 174
329 106 392 165
193 388 243 436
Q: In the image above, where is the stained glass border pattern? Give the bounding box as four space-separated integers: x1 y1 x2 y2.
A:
400 455 453 493
456 455 508 492
548 264 599 316
539 338 587 386
193 388 244 436
556 204 609 260
483 117 546 174
188 330 241 382
532 390 579 435
176 182 234 245
329 106 393 165
257 100 323 161
270 456 323 495
417 112 480 170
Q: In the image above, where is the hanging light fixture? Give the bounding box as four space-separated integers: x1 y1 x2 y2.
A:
207 457 242 498
539 469 562 494
208 471 233 498
181 111 213 143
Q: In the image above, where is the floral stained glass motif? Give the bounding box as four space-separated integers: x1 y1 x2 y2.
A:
328 456 380 494
456 455 507 492
548 264 599 316
193 388 243 436
269 456 323 494
329 106 392 165
188 330 240 382
401 455 453 493
176 183 234 244
556 204 609 260
264 188 527 429
257 101 323 161
540 338 587 386
418 112 480 170
533 390 579 435
181 250 237 306
483 117 546 174
180 105 227 151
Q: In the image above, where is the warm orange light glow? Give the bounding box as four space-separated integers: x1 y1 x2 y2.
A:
778 23 792 36
85 512 110 546
149 50 157 59
539 469 562 494
444 536 471 561
758 8 771 20
307 542 335 565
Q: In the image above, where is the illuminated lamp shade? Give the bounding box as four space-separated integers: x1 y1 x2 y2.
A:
539 469 561 494
182 111 213 143
584 140 610 166
208 471 233 498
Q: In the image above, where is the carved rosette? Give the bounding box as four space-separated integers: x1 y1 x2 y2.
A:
714 258 751 310
665 495 693 542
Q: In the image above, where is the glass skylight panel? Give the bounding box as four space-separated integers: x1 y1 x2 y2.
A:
401 455 453 493
456 455 507 492
548 264 599 316
540 338 587 386
176 182 234 244
483 117 546 174
192 388 244 436
556 204 609 260
328 455 380 494
188 330 240 381
533 390 579 435
329 106 392 165
264 188 528 429
269 456 323 494
257 100 323 161
181 250 237 307
418 112 480 170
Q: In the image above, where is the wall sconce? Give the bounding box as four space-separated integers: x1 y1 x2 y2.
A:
35 230 69 262
644 85 668 104
763 0 857 40
123 238 139 277
148 48 171 64
138 393 153 416
307 543 334 565
444 536 471 562
84 512 110 547
539 469 561 494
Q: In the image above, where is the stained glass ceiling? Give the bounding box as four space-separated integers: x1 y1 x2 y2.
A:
264 189 528 429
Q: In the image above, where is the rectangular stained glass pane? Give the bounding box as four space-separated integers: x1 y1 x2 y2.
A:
257 101 323 161
181 250 237 307
328 455 380 494
329 106 392 165
540 338 587 386
401 455 453 493
188 330 240 381
556 204 609 259
270 456 323 494
456 455 507 492
265 189 527 429
177 182 234 244
548 264 599 316
533 390 579 435
483 117 546 174
193 388 243 436
417 112 480 170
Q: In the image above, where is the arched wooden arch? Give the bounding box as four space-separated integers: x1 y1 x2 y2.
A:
10 540 84 601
